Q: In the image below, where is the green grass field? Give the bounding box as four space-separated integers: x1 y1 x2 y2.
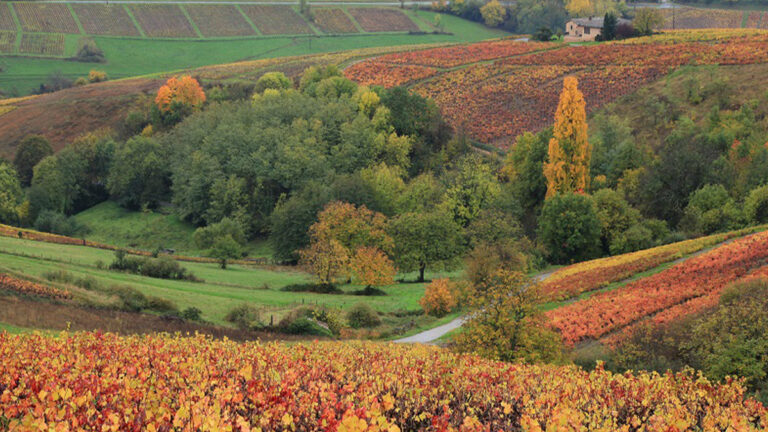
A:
0 234 457 333
0 10 507 95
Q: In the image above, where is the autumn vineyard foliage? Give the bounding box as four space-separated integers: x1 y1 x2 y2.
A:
0 273 71 300
0 332 766 431
344 31 768 147
547 230 768 346
539 227 762 302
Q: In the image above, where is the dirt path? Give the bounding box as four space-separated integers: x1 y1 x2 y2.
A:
393 269 555 344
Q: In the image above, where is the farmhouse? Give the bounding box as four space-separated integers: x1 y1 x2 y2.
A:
565 16 631 41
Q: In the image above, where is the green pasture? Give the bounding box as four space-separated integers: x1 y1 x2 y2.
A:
0 234 457 330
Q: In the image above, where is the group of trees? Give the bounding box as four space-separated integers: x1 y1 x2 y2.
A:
432 0 663 39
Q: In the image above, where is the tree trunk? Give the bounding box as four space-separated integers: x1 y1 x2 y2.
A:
220 259 227 270
418 264 426 283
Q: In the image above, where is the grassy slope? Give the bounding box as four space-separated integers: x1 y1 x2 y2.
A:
0 13 507 95
0 234 455 329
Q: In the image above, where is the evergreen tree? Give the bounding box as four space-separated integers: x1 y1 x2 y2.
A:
603 12 617 41
543 77 591 199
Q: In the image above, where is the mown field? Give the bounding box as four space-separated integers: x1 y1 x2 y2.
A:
0 232 463 336
0 2 507 96
344 29 768 148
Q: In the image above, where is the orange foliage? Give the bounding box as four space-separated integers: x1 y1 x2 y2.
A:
1 332 765 430
419 278 457 317
543 76 590 198
349 247 396 288
155 75 206 113
0 273 71 300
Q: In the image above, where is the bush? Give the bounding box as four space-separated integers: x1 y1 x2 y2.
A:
109 250 197 281
74 39 104 63
34 210 81 236
254 72 293 94
313 307 344 335
180 307 203 321
281 283 342 294
351 286 386 296
346 303 380 329
745 185 768 225
88 70 107 83
225 304 264 330
532 27 553 41
419 278 457 317
283 317 333 337
609 224 654 255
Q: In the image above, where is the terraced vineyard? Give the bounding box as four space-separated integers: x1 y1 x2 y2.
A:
186 5 255 37
239 5 314 35
0 31 15 53
313 8 359 34
661 7 768 30
345 30 768 148
72 4 140 36
0 3 16 31
19 33 64 56
14 3 80 34
349 7 419 32
128 4 197 38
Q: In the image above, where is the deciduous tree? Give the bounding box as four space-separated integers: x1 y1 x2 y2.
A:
543 77 591 199
419 278 457 317
388 211 464 282
13 135 53 187
348 246 396 288
480 0 506 27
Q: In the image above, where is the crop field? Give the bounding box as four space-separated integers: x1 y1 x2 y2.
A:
185 5 255 37
0 3 16 31
239 5 314 35
0 31 15 53
1 333 765 430
312 8 358 34
18 33 65 56
128 4 197 38
13 3 80 34
547 230 768 346
345 31 768 147
71 4 140 37
662 7 745 30
349 7 419 32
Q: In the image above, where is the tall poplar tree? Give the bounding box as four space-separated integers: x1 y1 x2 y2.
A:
543 77 591 199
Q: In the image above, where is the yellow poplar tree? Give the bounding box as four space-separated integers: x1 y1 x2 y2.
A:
543 76 591 199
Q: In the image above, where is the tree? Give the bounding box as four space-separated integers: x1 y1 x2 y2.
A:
299 238 349 285
0 163 23 225
153 75 206 126
633 8 663 36
480 0 506 27
13 135 53 187
209 235 243 269
348 246 396 289
593 188 640 253
501 132 549 215
538 193 601 264
388 211 465 282
543 77 591 199
453 270 565 364
107 136 169 210
299 202 393 283
465 241 529 289
444 154 501 227
255 72 292 94
602 12 617 41
194 218 247 269
745 185 768 225
419 278 458 317
680 184 743 235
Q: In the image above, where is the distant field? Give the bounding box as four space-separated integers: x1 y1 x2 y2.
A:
661 7 768 29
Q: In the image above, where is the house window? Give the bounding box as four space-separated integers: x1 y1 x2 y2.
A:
585 27 590 35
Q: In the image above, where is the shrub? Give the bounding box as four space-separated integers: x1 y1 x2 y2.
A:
180 307 203 321
254 72 292 94
313 308 344 335
225 304 264 330
109 250 196 281
145 296 179 314
745 185 768 225
74 39 104 63
33 210 80 236
281 283 342 294
419 278 457 317
283 317 333 337
88 70 107 83
346 303 380 328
